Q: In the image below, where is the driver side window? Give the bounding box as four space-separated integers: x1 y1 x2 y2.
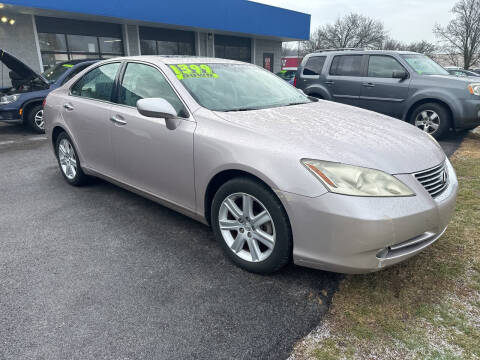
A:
118 62 187 117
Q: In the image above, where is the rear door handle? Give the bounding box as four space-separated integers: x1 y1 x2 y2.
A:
110 115 127 126
362 82 375 88
325 80 334 85
63 103 74 111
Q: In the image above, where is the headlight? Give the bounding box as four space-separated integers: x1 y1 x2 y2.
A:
302 159 415 197
0 94 20 105
468 83 480 96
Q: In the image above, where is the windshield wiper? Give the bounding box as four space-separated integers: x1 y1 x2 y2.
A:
224 107 261 112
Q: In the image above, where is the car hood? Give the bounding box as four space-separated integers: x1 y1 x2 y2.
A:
214 101 445 174
0 49 48 85
427 74 479 83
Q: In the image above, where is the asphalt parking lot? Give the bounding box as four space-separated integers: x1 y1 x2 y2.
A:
0 123 465 360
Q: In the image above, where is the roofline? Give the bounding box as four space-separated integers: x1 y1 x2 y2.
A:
4 0 311 41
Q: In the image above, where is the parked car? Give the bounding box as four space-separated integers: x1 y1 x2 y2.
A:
0 49 98 133
445 66 480 78
295 50 480 139
275 69 296 84
44 56 457 274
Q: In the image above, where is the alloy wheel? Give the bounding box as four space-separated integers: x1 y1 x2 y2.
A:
58 138 77 180
218 192 276 262
34 109 45 130
415 110 440 134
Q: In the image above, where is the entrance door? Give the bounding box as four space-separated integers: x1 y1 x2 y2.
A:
263 53 274 72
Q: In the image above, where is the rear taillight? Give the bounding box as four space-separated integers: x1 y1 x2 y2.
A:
42 98 46 108
293 76 297 87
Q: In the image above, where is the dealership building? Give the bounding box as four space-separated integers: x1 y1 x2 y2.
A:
0 0 310 86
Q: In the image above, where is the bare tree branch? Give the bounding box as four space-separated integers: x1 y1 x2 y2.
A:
434 0 480 69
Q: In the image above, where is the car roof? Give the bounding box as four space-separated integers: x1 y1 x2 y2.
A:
57 59 100 67
306 50 420 57
102 55 246 66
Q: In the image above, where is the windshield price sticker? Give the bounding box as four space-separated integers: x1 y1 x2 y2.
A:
170 64 218 80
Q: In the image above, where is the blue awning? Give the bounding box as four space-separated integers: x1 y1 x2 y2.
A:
5 0 311 40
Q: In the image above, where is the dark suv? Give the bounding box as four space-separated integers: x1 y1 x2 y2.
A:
295 50 480 139
0 49 98 133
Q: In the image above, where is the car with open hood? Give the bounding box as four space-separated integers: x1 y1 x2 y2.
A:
44 56 458 274
0 49 98 133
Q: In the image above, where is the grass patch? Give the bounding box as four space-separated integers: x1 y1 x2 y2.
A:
291 133 480 360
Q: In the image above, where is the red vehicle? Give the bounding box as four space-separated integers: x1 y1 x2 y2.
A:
281 56 302 70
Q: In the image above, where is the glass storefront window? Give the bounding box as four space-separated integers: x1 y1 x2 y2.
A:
38 33 67 52
140 40 156 55
67 35 98 53
100 37 123 54
140 39 194 56
38 33 124 71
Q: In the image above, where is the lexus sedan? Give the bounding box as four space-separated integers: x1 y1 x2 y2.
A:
44 56 458 274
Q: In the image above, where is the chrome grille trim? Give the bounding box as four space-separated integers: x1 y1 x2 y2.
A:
414 161 448 198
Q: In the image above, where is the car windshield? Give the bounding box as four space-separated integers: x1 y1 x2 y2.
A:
276 70 296 81
169 63 311 112
41 63 74 83
401 54 449 76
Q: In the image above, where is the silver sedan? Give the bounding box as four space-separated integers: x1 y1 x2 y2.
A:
44 56 458 274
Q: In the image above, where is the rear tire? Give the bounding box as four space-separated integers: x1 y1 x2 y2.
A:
409 103 450 139
55 132 88 186
26 104 45 134
211 177 292 274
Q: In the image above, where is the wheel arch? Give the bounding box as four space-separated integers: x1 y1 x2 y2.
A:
404 98 454 128
21 98 44 120
203 169 283 226
51 125 67 149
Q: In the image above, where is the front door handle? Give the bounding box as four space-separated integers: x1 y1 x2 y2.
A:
362 82 375 88
63 103 74 111
110 115 127 126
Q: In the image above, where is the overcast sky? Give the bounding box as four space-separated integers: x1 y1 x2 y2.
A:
251 0 456 43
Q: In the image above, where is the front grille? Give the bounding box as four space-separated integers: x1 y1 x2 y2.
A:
414 161 448 198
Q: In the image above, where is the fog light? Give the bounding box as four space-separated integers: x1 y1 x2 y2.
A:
1 16 7 23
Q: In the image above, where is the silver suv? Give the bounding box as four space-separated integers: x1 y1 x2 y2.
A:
295 50 480 139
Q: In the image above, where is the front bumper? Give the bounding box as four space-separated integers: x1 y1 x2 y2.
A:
280 160 458 274
0 107 21 121
455 99 480 130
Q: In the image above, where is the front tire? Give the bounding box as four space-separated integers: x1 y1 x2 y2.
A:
26 105 46 134
55 132 88 186
410 103 450 139
211 177 292 274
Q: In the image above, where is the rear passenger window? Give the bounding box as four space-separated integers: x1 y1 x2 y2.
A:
71 62 120 101
302 56 326 76
329 55 363 77
368 56 405 78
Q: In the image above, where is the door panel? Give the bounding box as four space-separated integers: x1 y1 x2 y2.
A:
61 62 121 174
326 54 366 107
359 55 411 118
110 105 196 210
110 62 196 210
61 97 113 174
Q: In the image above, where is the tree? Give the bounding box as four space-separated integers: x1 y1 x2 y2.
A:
434 0 480 69
382 39 436 56
313 13 387 50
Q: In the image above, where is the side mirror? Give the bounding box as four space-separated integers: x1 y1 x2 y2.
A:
137 98 177 119
392 70 408 80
